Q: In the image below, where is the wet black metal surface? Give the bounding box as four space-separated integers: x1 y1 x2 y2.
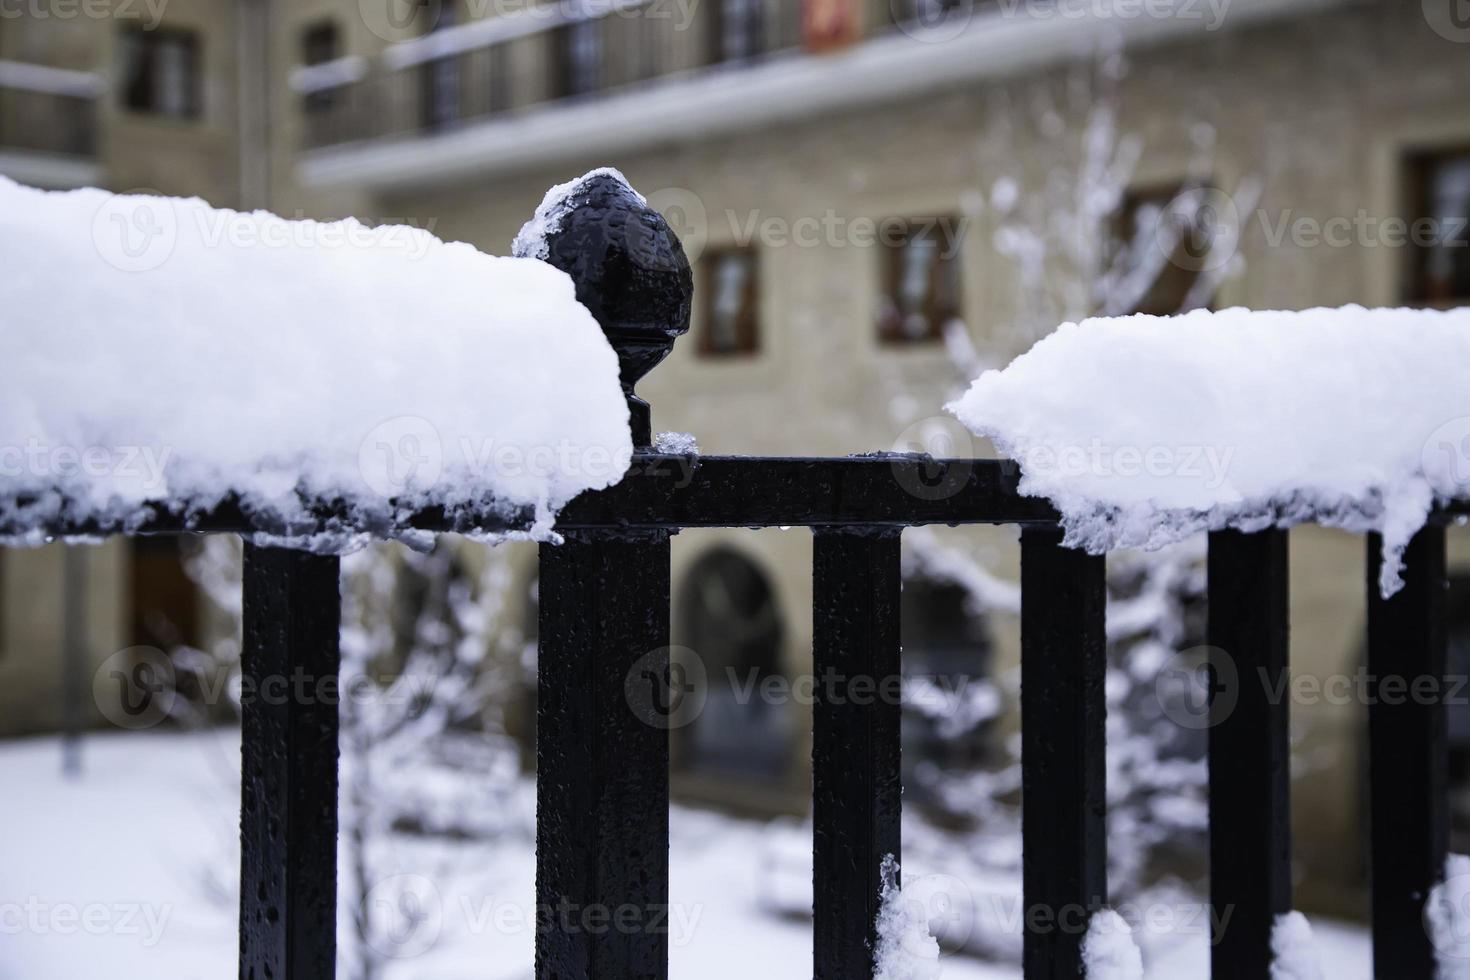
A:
536 531 671 980
239 545 341 980
1367 527 1448 980
1207 529 1291 979
1020 527 1107 979
811 528 902 980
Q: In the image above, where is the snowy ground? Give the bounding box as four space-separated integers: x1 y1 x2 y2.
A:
0 730 1373 979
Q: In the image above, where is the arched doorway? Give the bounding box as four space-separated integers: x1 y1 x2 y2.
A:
900 576 995 808
675 547 791 782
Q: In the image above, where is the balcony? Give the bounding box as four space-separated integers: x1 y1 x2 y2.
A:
0 60 103 188
296 0 1344 192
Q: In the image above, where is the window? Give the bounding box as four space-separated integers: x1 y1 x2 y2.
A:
699 246 760 357
878 216 963 345
1107 183 1226 316
301 21 341 116
710 0 765 64
1407 149 1470 307
129 538 199 651
553 19 602 99
422 4 459 128
302 20 339 66
120 27 201 120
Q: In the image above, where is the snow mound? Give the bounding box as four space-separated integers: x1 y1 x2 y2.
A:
1271 911 1324 980
1428 854 1470 977
948 306 1470 596
512 166 645 262
873 855 941 980
0 176 631 549
1082 909 1143 980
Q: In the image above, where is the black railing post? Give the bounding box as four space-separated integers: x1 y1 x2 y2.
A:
1020 526 1107 979
811 527 903 980
537 531 672 977
1368 528 1449 979
1207 528 1291 978
522 170 691 980
239 544 341 980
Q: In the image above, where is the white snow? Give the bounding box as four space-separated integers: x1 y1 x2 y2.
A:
948 306 1470 596
1427 854 1470 978
1082 909 1143 980
0 176 632 548
0 730 1387 979
1271 911 1324 980
874 854 943 980
511 167 645 262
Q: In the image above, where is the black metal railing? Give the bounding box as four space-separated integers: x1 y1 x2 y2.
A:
0 85 97 158
25 173 1467 980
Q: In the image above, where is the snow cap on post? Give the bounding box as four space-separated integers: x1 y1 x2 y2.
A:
514 168 693 449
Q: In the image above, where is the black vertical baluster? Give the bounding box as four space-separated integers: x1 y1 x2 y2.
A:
1020 526 1107 979
239 544 341 980
525 168 690 980
537 531 671 980
1368 528 1448 979
812 527 902 980
1207 528 1291 978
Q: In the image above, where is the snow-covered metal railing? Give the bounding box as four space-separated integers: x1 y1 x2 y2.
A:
7 170 1469 980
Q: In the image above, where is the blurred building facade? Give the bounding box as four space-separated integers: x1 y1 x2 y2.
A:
2 0 1469 919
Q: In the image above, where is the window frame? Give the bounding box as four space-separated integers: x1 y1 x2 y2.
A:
119 26 203 121
698 244 762 358
876 214 964 347
1404 146 1470 308
1110 182 1218 317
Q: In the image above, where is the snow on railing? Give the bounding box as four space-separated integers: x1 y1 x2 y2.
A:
0 174 633 548
949 305 1470 595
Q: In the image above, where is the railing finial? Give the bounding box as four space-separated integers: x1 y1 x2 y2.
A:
517 169 692 449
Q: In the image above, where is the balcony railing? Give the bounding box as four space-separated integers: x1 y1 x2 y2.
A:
295 0 959 151
0 60 102 158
